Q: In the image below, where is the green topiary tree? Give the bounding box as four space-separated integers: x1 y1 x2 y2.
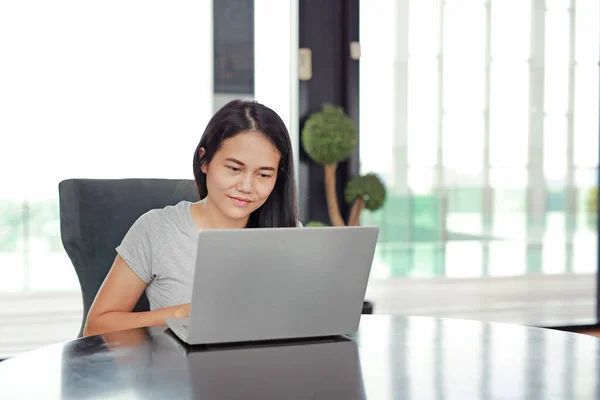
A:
301 104 389 227
344 173 387 226
301 104 358 226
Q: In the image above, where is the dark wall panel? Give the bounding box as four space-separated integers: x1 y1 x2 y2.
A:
298 0 360 224
213 0 254 94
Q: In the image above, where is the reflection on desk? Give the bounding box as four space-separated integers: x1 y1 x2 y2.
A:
168 332 365 399
0 315 599 399
59 329 364 400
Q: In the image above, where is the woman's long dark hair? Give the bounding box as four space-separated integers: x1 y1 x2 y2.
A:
192 99 298 228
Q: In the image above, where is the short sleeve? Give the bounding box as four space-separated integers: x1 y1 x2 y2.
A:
116 211 156 283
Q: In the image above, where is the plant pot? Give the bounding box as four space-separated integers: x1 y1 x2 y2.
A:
362 300 374 315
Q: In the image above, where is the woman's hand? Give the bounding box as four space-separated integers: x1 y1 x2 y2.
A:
174 303 190 318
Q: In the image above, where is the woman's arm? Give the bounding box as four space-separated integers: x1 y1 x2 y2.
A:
83 255 188 337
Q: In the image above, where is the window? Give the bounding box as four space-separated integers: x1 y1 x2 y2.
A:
0 1 214 295
0 0 299 356
360 0 599 279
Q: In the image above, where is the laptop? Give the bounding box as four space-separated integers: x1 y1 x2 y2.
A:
165 225 379 345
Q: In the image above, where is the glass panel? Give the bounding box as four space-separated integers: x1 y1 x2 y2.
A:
490 168 528 189
442 113 484 170
546 0 570 10
544 191 568 274
409 243 444 277
0 200 22 254
359 0 395 177
408 0 439 57
0 255 24 293
488 242 526 276
575 167 597 189
542 239 567 274
576 184 597 231
28 200 77 291
489 62 529 167
544 9 570 114
254 0 298 153
447 188 482 213
369 251 392 279
574 65 600 167
493 189 527 214
445 0 485 4
390 195 413 229
547 190 566 212
573 230 597 273
408 167 436 194
0 1 214 297
575 0 600 63
546 202 568 237
446 242 483 277
408 57 438 167
411 194 442 235
443 2 485 113
447 212 483 236
492 214 528 242
543 116 568 182
444 168 484 187
575 168 597 230
361 0 597 327
491 0 530 60
577 187 596 217
0 200 24 293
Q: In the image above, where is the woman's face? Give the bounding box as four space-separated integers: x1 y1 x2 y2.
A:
201 131 280 223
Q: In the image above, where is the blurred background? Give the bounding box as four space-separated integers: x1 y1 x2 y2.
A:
0 0 598 358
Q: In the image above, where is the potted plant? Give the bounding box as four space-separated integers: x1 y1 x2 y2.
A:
301 104 387 314
344 173 386 225
301 104 386 226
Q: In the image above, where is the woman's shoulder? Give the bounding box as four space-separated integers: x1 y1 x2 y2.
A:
154 200 193 218
131 201 193 231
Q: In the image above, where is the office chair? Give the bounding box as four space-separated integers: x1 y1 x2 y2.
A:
59 178 199 337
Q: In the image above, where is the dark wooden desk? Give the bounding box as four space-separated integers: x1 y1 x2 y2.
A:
1 315 599 399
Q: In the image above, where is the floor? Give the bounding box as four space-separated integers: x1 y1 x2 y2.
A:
364 273 597 327
0 292 82 358
0 273 596 359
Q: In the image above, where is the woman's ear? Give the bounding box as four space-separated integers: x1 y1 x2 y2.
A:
199 147 207 173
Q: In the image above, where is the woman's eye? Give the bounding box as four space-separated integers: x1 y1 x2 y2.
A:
259 173 272 178
227 166 241 172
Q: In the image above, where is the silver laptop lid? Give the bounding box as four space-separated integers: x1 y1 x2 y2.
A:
187 226 379 344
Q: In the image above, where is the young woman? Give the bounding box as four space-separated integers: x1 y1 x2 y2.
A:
83 99 299 337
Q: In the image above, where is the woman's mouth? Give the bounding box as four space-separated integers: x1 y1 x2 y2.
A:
228 196 252 207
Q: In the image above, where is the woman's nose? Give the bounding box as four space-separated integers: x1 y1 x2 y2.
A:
236 173 253 194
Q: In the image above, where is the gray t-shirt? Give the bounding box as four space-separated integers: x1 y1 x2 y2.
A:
116 200 302 310
116 201 198 310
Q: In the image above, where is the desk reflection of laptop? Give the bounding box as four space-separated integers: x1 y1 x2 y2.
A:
166 331 367 400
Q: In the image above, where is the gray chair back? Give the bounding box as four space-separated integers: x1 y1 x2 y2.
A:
58 178 199 337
